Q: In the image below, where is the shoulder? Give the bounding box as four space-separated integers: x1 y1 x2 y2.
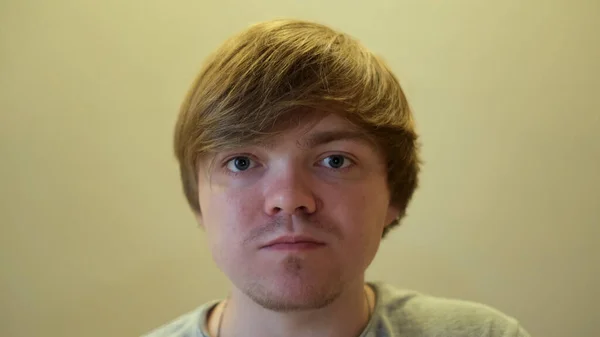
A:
372 283 530 337
141 302 216 337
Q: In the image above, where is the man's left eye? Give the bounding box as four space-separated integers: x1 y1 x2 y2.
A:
321 155 352 169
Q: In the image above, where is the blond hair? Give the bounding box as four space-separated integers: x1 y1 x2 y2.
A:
174 19 420 236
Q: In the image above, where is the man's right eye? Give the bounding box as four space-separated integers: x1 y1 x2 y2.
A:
226 156 255 172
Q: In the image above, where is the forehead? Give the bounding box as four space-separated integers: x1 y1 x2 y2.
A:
198 113 382 169
198 112 386 173
255 113 376 149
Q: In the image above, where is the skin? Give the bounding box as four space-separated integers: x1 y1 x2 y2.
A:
196 113 399 337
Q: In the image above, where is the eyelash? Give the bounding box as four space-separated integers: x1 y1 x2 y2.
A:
221 154 356 176
320 155 356 172
221 153 258 177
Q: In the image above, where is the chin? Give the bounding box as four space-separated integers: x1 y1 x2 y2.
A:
227 255 350 311
240 263 345 312
244 279 343 312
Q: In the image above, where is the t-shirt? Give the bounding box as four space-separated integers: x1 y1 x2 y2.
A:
142 282 531 337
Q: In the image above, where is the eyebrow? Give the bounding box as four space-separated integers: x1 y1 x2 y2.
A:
297 130 377 149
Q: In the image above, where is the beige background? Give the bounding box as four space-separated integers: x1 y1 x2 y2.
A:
1 1 598 336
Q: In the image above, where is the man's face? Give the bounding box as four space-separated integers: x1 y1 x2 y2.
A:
196 113 399 311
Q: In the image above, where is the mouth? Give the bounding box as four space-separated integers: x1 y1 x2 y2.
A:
261 235 326 251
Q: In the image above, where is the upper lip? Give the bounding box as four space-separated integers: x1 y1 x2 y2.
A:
262 235 325 248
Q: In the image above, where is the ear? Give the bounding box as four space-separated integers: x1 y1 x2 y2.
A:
384 204 401 228
194 211 204 229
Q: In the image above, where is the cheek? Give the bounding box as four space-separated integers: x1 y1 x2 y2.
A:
331 182 388 226
328 181 388 248
201 188 263 241
226 189 264 224
200 190 263 273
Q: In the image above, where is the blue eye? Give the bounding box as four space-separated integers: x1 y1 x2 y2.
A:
226 156 255 172
322 155 351 169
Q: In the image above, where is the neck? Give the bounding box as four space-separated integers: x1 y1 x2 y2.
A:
214 280 374 337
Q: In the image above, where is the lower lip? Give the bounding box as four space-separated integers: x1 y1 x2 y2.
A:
264 242 325 251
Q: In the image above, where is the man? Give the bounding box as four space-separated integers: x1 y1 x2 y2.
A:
145 19 530 337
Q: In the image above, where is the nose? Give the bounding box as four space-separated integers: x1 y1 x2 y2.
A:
263 170 317 216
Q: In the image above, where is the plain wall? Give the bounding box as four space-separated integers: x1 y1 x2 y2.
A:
1 1 598 336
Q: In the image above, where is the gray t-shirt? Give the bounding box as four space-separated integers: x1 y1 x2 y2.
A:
143 282 531 337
